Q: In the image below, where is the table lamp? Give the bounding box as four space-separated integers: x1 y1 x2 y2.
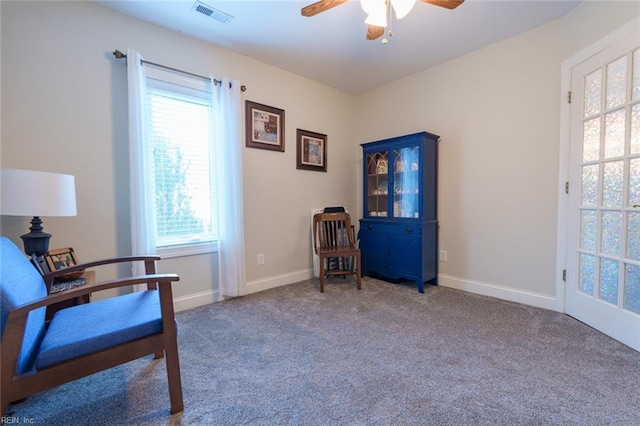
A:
1 168 77 256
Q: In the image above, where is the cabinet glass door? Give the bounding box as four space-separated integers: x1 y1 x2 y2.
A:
365 150 389 217
393 146 420 218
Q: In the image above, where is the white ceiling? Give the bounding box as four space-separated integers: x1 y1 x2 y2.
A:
96 0 581 94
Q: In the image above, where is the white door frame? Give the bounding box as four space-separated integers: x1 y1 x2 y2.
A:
556 18 640 311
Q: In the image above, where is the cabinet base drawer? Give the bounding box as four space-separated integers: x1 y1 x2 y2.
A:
359 220 437 293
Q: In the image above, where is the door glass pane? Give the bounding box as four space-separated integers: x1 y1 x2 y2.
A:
602 161 623 207
630 158 640 206
366 151 389 217
584 68 602 117
581 164 599 206
632 104 640 155
633 49 640 101
599 258 619 305
606 56 627 110
601 211 622 256
579 253 596 295
624 264 640 314
582 117 601 162
393 147 420 218
604 109 625 158
626 211 640 261
580 210 597 251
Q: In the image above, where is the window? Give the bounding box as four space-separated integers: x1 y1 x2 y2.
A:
145 65 217 255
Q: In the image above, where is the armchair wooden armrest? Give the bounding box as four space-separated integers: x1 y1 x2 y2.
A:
12 274 179 318
42 255 162 293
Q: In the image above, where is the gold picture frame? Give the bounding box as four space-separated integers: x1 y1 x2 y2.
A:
45 247 83 281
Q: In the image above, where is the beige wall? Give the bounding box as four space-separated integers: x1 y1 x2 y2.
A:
2 1 638 312
356 1 639 309
0 1 356 307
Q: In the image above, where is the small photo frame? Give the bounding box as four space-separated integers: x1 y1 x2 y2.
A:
45 247 81 277
296 129 327 172
245 100 285 152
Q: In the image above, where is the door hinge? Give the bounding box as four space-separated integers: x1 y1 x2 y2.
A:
565 181 569 194
562 270 567 281
567 91 572 104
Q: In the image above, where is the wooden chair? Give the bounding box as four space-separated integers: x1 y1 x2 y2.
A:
0 237 183 416
313 212 362 293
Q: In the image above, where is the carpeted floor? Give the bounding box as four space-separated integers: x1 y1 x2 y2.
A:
5 276 640 425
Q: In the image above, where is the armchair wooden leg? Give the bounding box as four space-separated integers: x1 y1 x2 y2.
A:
319 255 325 293
356 255 362 290
154 351 164 359
1 397 8 417
165 343 184 414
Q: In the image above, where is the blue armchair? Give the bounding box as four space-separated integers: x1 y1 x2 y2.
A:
0 237 183 415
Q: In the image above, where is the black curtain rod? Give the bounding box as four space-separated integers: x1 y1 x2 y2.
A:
113 50 246 92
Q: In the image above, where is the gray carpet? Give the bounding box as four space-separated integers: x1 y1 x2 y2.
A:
6 277 640 425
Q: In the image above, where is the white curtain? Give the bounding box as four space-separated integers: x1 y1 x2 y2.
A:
127 48 157 284
211 77 246 298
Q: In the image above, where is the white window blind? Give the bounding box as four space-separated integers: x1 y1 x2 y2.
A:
145 65 218 249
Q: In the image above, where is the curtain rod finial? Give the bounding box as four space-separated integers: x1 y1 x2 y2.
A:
113 49 126 59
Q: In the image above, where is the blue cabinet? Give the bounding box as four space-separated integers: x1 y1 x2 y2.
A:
358 132 439 293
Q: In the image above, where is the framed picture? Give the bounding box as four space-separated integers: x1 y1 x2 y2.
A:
45 247 83 281
296 129 327 172
45 247 79 272
245 100 285 152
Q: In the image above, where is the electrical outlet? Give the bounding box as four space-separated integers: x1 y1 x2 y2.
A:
439 250 447 262
257 254 265 266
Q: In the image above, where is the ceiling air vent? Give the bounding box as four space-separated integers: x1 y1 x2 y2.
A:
191 1 234 24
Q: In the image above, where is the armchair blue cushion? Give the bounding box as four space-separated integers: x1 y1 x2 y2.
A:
36 290 162 369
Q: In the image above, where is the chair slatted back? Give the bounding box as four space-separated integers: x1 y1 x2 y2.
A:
313 212 355 252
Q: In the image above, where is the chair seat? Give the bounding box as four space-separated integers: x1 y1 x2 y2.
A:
36 290 162 369
317 247 360 256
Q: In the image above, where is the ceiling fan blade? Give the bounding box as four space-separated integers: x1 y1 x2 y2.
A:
301 0 349 17
366 25 385 40
420 0 464 10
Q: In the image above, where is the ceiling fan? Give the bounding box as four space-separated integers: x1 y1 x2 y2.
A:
301 0 464 43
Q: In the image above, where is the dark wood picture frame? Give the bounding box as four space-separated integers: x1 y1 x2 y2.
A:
296 129 327 172
245 100 285 152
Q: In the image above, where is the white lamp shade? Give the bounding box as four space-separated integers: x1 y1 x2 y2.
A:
361 0 384 14
1 168 77 217
391 0 416 19
365 11 388 27
362 0 388 27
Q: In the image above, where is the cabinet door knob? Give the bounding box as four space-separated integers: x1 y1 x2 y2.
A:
405 228 413 234
368 225 373 230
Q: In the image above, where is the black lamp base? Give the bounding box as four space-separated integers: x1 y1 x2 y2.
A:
20 216 52 256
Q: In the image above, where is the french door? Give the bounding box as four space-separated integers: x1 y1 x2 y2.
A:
566 23 640 350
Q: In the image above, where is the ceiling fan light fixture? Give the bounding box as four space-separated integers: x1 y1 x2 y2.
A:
390 0 416 19
360 0 384 15
365 11 387 27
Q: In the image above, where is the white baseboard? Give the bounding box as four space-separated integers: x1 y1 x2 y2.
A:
171 269 313 312
173 289 219 312
243 268 314 296
172 271 559 314
438 274 560 312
